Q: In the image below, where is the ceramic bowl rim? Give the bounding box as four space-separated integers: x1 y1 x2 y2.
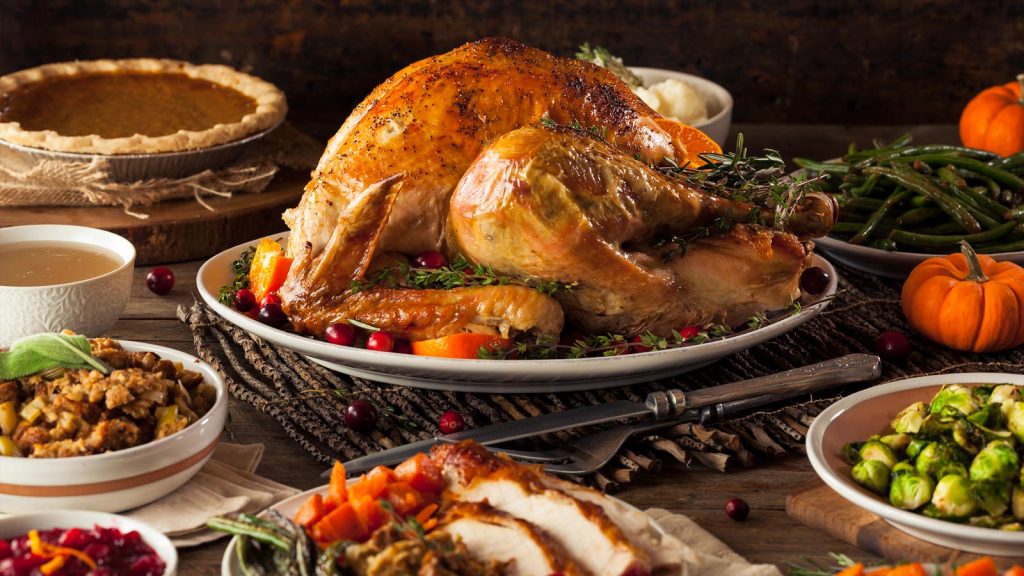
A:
629 66 734 129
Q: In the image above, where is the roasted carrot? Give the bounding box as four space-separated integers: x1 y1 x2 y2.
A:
955 557 999 576
348 466 395 501
294 492 326 528
311 502 367 544
384 481 423 516
885 564 928 576
326 461 347 506
395 452 445 493
1003 565 1024 576
836 563 865 576
350 495 389 534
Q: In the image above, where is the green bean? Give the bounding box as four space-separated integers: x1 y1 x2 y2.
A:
207 517 293 551
834 221 895 234
843 196 885 211
897 206 945 226
1006 205 1024 220
889 221 1017 249
865 165 982 234
843 133 913 161
851 172 881 197
910 195 933 207
794 158 850 174
916 221 969 235
993 151 1024 169
891 154 1024 190
975 238 1024 253
851 188 912 244
943 187 1004 229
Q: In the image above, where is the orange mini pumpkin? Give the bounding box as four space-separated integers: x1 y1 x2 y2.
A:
902 241 1024 353
959 74 1024 157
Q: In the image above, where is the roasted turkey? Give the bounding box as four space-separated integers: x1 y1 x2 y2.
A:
280 37 836 340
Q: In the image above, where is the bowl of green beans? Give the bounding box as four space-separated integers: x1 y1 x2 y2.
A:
796 135 1024 279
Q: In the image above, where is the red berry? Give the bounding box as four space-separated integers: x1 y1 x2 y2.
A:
366 331 394 352
725 497 750 521
874 330 910 360
260 292 282 307
145 267 174 295
439 410 465 434
344 400 378 433
392 338 412 354
325 323 356 346
257 302 287 328
234 288 256 312
799 266 831 295
678 325 700 340
412 250 447 269
629 335 652 353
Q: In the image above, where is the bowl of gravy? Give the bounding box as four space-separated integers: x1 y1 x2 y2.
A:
0 225 135 346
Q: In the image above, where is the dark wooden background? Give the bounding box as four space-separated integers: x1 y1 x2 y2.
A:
2 0 1023 138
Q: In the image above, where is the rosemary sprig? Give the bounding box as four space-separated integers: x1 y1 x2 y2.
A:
349 254 573 297
218 245 256 305
539 113 608 142
575 43 642 89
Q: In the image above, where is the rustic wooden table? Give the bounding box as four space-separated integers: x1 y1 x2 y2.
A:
110 124 963 574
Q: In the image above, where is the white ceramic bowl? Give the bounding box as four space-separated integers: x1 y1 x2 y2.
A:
807 372 1024 556
0 510 177 574
631 67 733 146
0 225 136 347
0 340 227 513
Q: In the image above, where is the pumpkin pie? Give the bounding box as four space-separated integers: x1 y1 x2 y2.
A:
0 59 287 155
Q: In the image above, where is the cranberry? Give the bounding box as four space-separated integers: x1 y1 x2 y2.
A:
629 335 652 353
233 288 256 312
725 497 750 521
392 338 413 354
677 325 700 340
366 331 394 352
325 323 356 346
344 400 379 433
257 302 288 328
874 329 910 360
439 410 466 434
0 539 10 560
84 541 112 563
58 527 89 549
128 554 164 575
800 266 831 295
145 266 174 295
260 292 282 307
412 250 447 269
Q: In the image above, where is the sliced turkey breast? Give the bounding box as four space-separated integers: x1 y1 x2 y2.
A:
438 501 582 576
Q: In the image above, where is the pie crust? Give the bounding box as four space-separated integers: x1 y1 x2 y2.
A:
0 59 287 155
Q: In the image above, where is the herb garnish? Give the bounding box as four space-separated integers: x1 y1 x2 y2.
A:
0 333 111 379
575 43 643 90
218 245 256 305
349 254 573 297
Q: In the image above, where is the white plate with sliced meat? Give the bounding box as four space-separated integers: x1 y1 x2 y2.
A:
221 441 686 576
197 235 838 393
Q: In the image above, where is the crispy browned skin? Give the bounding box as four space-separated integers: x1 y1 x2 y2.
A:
449 127 833 334
284 37 683 260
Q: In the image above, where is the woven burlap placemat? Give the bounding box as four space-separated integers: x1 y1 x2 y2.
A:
178 261 1023 491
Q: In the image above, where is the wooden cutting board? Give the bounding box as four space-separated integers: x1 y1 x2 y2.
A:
0 170 306 265
787 479 1024 564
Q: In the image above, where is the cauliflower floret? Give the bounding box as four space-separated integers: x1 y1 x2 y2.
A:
634 79 709 125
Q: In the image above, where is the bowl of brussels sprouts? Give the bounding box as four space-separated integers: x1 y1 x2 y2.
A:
807 372 1024 555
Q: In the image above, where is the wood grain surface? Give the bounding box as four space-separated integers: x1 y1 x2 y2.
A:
92 124 997 574
0 171 305 265
3 1 1021 133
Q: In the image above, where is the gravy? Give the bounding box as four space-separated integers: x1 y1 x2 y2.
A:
0 241 123 287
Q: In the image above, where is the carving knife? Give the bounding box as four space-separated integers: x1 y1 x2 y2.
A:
326 353 880 477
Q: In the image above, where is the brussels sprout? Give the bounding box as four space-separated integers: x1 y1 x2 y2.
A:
952 420 985 455
968 514 1012 529
971 480 1011 516
1000 522 1023 531
880 433 911 453
990 384 1020 407
1013 486 1024 521
891 401 926 434
930 474 978 518
842 442 863 464
852 460 891 495
969 440 1020 483
1008 401 1024 444
930 385 978 416
891 461 915 478
889 472 934 510
859 440 898 468
906 438 929 460
915 442 969 478
967 404 993 427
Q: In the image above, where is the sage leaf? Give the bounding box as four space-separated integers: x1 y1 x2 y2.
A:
0 333 111 379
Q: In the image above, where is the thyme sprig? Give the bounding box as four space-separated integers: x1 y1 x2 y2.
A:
575 43 642 89
349 254 573 297
218 245 256 305
539 114 608 142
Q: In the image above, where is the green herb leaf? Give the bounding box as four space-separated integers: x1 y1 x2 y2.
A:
0 333 111 379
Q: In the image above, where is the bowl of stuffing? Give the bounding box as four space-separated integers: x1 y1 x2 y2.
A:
0 335 227 513
0 510 177 575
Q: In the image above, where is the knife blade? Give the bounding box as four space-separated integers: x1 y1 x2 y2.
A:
329 353 880 477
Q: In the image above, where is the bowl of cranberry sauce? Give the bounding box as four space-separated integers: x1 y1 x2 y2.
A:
0 511 176 575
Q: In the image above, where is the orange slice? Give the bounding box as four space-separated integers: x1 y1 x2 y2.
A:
411 333 513 359
655 117 721 166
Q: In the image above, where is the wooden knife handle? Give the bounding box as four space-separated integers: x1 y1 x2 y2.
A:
646 354 881 419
